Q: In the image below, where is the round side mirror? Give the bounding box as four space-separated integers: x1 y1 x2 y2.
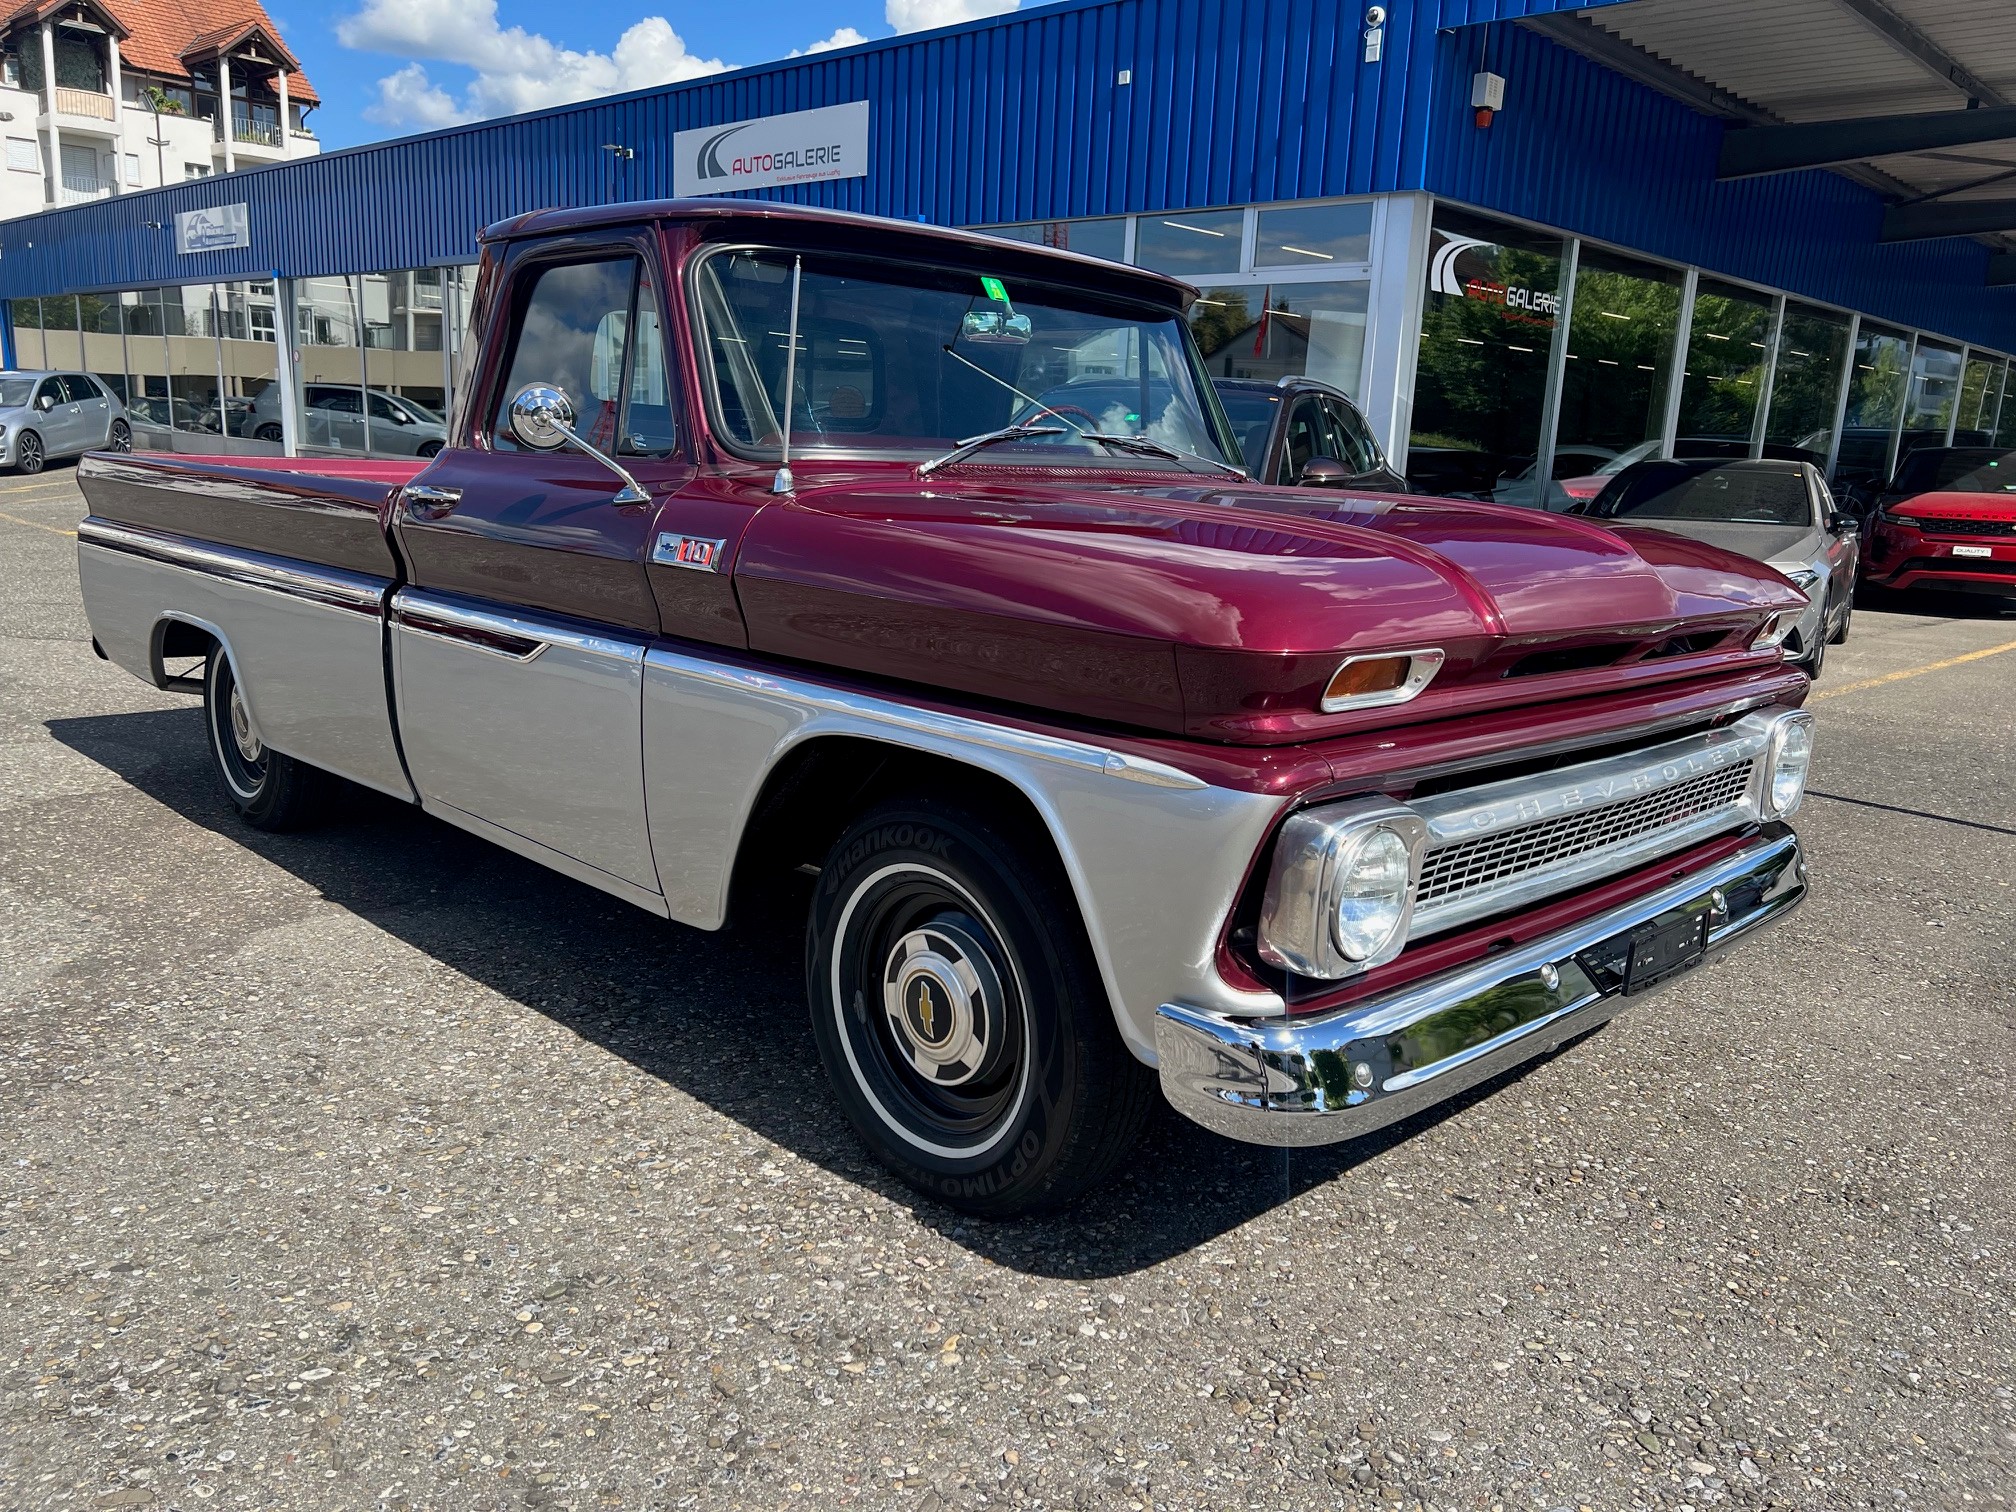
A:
509 383 574 450
1298 456 1349 487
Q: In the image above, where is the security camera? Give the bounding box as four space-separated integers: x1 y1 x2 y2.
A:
1365 5 1387 25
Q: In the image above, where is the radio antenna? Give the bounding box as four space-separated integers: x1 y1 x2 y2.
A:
772 256 803 495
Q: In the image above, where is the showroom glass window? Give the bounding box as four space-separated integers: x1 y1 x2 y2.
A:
1837 322 1911 487
1958 352 2006 440
1191 282 1370 397
1677 279 1773 443
1408 207 1565 499
1904 338 1964 455
1551 247 1683 501
1132 209 1244 277
1763 302 1850 458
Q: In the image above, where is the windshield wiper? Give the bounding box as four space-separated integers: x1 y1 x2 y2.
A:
1083 431 1248 478
917 423 1067 477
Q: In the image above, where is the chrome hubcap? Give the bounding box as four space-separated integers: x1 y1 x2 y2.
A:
228 685 263 763
881 920 1003 1087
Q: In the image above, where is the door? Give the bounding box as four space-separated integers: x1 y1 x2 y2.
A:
1812 471 1858 605
392 239 687 897
64 374 112 448
32 376 83 453
312 390 365 453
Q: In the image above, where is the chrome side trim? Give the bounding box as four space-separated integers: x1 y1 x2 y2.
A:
659 654 1210 792
77 517 387 616
1403 712 1779 937
387 590 643 662
1154 831 1805 1147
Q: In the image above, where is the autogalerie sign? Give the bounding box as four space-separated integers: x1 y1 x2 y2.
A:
175 203 250 255
673 101 870 197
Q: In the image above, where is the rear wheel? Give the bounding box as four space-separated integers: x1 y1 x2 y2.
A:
418 440 444 459
14 431 44 474
106 419 131 454
203 648 327 830
806 795 1155 1217
255 423 284 444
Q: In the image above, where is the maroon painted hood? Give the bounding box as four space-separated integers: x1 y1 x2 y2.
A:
734 477 1804 741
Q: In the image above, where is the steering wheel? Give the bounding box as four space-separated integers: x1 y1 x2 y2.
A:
1013 402 1101 432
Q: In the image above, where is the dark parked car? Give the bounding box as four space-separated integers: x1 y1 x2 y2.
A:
1859 445 2016 602
1212 377 1408 491
1830 427 1992 506
1573 458 1858 678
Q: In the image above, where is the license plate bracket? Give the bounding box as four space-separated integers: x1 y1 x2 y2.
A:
1622 911 1708 995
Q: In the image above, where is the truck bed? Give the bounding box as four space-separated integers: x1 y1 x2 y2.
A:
78 453 423 579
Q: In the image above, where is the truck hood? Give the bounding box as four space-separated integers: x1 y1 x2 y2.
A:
734 477 1804 741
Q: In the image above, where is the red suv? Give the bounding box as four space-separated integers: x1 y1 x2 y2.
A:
1861 446 2016 601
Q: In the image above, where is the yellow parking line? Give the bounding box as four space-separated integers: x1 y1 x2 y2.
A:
0 506 74 536
1811 637 2016 702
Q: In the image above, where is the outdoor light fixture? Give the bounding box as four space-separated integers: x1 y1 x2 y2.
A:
1472 70 1505 128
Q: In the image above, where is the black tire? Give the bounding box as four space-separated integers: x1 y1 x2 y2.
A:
418 440 444 459
255 424 284 444
806 795 1155 1218
14 430 44 474
106 419 131 454
203 648 327 831
1828 596 1852 644
1796 635 1825 681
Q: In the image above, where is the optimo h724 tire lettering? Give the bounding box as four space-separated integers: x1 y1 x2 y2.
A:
202 648 328 831
806 797 1155 1217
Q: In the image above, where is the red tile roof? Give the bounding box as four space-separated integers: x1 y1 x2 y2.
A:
6 0 317 103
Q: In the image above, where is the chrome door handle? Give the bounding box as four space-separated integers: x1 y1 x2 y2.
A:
404 484 462 520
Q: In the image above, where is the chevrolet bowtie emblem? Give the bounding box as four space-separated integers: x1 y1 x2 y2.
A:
917 983 938 1039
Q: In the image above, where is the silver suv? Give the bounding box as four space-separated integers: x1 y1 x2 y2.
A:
248 384 447 457
0 370 130 473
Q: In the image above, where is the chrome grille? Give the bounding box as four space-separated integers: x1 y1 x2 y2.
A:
1418 759 1756 907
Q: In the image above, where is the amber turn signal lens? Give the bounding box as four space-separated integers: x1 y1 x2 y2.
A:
1323 655 1411 703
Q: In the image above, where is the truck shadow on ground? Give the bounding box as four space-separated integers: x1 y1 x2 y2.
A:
51 705 1587 1280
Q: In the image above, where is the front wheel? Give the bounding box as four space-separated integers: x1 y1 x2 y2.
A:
417 440 444 459
203 648 327 830
14 431 44 474
1828 596 1852 644
1795 635 1826 681
807 796 1155 1217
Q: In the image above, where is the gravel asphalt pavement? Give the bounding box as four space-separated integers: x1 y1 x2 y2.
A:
2 467 2013 1512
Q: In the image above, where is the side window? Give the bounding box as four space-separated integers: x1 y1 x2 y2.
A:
1276 398 1330 484
320 391 361 415
367 393 402 423
492 256 651 454
619 265 676 456
65 374 101 402
1323 398 1381 475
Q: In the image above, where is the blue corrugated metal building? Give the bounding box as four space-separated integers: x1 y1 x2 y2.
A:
5 0 2011 488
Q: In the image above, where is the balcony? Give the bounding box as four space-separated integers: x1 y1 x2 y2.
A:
40 85 120 137
214 113 290 163
59 173 111 204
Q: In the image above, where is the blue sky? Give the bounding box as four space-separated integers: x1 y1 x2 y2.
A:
268 0 1021 151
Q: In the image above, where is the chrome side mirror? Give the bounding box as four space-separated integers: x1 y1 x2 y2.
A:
507 383 649 505
1298 456 1349 487
509 383 573 451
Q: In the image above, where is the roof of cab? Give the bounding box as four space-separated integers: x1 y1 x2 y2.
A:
478 198 1197 310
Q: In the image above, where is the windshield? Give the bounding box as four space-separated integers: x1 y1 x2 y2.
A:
694 249 1241 470
1890 447 2016 495
0 378 37 407
1599 463 1812 527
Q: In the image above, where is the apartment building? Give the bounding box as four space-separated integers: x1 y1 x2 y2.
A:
0 0 316 216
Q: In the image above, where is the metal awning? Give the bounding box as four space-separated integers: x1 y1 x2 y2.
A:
1530 0 2016 245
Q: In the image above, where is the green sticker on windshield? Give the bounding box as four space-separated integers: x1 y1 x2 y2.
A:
980 276 1010 303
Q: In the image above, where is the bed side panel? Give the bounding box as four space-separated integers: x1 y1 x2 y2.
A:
77 454 407 579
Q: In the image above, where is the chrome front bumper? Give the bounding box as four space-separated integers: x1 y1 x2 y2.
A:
1154 830 1806 1147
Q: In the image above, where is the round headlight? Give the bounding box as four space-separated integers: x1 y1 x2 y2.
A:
1332 826 1413 961
1766 715 1814 817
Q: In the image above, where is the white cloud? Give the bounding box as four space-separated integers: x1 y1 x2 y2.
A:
342 0 731 128
885 0 1018 33
794 26 870 55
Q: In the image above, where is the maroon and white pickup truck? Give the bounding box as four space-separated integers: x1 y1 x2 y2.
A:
74 201 1815 1216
